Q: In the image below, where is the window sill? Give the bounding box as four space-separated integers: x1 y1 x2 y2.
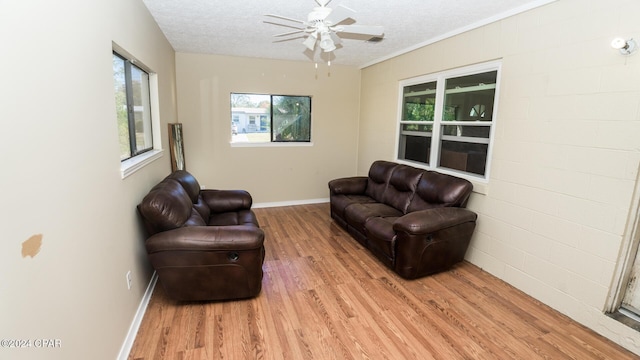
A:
230 142 314 148
120 149 164 179
470 181 488 195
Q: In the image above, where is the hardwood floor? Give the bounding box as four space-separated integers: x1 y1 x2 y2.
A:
128 203 638 359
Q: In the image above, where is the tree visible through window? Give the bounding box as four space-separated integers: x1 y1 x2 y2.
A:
113 52 153 160
231 93 311 143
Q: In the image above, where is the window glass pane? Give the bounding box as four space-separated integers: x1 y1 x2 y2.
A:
397 63 499 180
398 124 432 165
439 140 488 176
131 66 152 153
273 96 311 142
441 125 490 139
231 94 311 143
113 54 130 160
443 71 497 122
231 94 271 143
402 81 437 121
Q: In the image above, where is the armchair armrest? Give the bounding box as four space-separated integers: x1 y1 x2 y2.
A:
201 189 253 213
394 207 477 235
145 225 264 253
328 176 367 195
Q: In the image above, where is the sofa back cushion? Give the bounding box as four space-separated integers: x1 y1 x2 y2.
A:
407 171 473 212
166 170 200 203
365 161 397 202
382 164 424 213
138 179 205 235
165 170 211 220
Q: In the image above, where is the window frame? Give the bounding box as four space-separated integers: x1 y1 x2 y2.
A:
113 51 154 160
230 93 313 147
395 60 501 183
112 44 163 178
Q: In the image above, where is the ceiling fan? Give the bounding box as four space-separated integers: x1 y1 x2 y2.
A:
265 0 384 56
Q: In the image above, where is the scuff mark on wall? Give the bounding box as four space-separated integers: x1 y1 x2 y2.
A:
22 234 43 258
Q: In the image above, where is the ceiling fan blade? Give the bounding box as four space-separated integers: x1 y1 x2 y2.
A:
329 32 342 46
324 5 355 25
333 24 384 37
264 14 305 24
264 20 305 31
303 35 317 51
273 29 305 37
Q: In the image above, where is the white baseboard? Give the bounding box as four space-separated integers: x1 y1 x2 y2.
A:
253 198 328 209
117 271 158 360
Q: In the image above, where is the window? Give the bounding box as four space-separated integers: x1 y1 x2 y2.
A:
231 93 311 144
113 52 153 160
397 61 500 180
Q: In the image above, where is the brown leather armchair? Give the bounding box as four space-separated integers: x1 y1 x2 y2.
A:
138 170 265 301
329 160 477 279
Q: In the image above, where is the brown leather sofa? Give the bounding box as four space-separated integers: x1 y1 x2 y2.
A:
137 170 265 301
329 160 477 279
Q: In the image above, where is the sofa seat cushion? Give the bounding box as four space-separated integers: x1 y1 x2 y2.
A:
345 203 402 234
330 194 377 219
364 216 399 264
208 209 259 227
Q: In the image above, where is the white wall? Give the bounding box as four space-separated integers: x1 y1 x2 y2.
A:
359 0 640 354
175 53 361 205
0 0 176 359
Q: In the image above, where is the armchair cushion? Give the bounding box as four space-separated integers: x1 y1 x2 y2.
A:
166 170 201 202
145 226 264 253
209 209 259 227
138 179 194 235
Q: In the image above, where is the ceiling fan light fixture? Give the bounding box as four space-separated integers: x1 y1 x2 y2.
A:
303 33 317 51
319 31 336 52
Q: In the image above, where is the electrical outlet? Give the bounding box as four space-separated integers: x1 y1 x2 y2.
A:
126 271 132 290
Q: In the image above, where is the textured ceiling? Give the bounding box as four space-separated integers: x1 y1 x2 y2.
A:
142 0 554 67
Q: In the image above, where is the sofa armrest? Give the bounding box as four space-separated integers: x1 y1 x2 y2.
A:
328 176 368 195
394 207 477 235
393 207 477 279
145 225 264 253
201 189 253 213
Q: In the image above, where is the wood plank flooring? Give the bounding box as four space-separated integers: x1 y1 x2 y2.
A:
128 203 638 359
